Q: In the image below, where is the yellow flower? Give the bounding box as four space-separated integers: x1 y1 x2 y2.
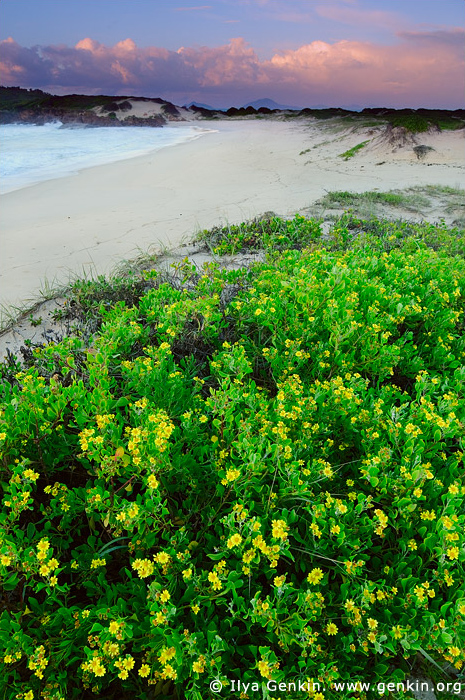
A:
23 469 39 481
191 604 200 615
208 571 222 591
161 663 177 680
192 657 206 673
139 663 150 677
227 533 242 549
448 646 460 657
132 558 154 578
257 659 272 678
89 657 106 676
273 575 286 588
307 568 324 585
326 623 338 635
109 621 120 635
158 647 176 664
447 547 459 560
147 475 159 489
271 519 289 540
367 618 378 630
182 568 193 580
24 692 34 700
91 558 106 569
160 589 170 603
37 538 50 555
1 555 11 566
154 552 170 565
122 655 135 671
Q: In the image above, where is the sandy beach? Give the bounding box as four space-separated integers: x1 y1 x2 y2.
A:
1 118 464 313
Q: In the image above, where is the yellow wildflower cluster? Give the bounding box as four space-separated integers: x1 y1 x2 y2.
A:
344 560 365 575
131 558 154 578
158 646 177 679
307 568 324 585
221 467 241 485
127 426 148 465
78 428 96 452
90 558 106 569
147 474 159 489
227 533 242 549
271 519 289 541
149 411 175 453
251 534 280 568
23 468 39 482
28 645 48 679
192 655 206 673
404 423 423 438
114 655 135 680
95 413 115 430
373 509 388 537
36 538 50 561
208 570 222 591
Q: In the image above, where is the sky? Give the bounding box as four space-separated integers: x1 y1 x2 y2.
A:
0 0 464 109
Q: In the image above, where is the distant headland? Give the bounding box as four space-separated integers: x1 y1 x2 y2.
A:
1 86 464 130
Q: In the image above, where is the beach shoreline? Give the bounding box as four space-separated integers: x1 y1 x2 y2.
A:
1 118 464 313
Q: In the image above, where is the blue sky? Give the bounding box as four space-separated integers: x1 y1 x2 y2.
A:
1 0 463 54
1 0 464 108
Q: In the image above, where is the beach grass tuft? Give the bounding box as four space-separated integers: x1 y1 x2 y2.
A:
338 139 370 160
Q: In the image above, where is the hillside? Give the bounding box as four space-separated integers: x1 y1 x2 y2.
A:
1 87 464 130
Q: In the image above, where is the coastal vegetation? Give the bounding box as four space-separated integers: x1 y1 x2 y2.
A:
1 87 465 131
1 211 464 699
312 187 465 228
338 140 370 160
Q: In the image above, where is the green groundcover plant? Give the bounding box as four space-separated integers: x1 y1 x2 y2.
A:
0 217 464 700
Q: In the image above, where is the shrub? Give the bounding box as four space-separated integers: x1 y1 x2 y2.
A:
1 221 464 699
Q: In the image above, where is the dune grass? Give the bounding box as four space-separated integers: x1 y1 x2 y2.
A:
338 140 370 160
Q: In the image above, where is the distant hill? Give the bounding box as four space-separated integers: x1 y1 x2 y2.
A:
184 101 216 111
242 98 300 111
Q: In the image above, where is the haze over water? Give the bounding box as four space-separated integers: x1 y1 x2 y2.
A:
0 122 202 194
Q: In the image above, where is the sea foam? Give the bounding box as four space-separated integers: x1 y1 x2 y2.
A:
0 122 204 194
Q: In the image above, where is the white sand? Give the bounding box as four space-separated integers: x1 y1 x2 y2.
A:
1 119 464 313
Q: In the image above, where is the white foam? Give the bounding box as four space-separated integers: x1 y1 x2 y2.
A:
0 122 204 194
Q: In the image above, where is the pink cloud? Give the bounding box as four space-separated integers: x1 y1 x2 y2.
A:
315 3 404 30
0 30 463 108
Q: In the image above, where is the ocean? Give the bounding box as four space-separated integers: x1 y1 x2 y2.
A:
0 121 204 194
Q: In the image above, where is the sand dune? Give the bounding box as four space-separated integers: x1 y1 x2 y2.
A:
1 118 464 314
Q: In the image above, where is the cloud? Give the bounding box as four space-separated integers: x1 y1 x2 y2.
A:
0 29 463 108
314 3 404 30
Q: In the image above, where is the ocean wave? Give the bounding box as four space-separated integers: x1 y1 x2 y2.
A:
0 123 201 194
